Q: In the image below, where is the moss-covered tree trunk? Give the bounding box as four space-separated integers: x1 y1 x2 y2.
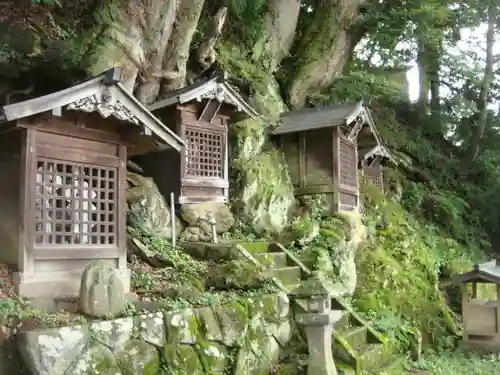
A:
251 0 302 73
160 0 206 94
286 0 365 108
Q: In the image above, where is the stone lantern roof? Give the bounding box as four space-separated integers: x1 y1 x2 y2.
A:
289 271 337 299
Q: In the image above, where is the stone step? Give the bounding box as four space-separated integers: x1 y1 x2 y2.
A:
372 355 406 375
342 326 367 348
253 252 288 268
357 343 394 372
333 311 350 331
272 266 302 287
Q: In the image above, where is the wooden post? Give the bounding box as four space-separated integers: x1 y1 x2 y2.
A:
299 133 306 188
170 192 176 248
496 283 500 335
461 283 469 342
472 282 477 299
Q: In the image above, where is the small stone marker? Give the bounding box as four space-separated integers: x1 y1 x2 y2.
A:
207 212 218 244
79 261 126 318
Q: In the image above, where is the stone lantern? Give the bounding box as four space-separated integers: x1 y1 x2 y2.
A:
289 271 342 375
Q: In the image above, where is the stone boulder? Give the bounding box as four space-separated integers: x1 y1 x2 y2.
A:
179 226 213 242
79 261 126 318
180 202 235 235
231 125 295 234
127 172 181 238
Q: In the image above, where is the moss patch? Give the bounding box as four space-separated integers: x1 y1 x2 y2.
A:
354 183 480 350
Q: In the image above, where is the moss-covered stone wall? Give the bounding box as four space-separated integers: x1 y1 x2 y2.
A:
17 293 290 375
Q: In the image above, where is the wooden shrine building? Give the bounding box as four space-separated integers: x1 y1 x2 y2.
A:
0 68 184 298
442 260 500 351
134 73 258 204
272 102 393 214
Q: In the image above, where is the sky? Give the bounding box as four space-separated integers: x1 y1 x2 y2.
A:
405 24 489 102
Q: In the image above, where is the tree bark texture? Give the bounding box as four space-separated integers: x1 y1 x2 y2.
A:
86 0 180 104
160 0 206 95
286 0 364 108
251 0 302 73
470 0 495 161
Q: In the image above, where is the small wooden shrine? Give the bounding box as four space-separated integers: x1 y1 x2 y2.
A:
359 143 395 192
442 260 500 351
134 73 258 204
0 68 184 298
271 102 393 214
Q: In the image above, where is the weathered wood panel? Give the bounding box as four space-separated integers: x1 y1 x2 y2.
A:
304 128 334 186
280 133 300 186
0 150 21 267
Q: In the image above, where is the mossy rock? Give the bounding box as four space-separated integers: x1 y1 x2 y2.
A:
195 340 228 373
194 307 223 342
114 339 159 375
164 310 201 344
163 344 204 374
65 340 122 375
233 335 280 375
213 302 250 346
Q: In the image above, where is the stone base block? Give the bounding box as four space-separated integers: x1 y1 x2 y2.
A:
14 268 130 299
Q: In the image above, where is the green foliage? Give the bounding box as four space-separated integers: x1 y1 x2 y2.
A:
129 228 207 278
220 0 268 46
355 183 482 350
410 350 500 374
32 0 61 5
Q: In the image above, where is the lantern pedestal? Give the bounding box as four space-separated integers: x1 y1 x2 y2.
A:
297 311 342 375
289 271 344 375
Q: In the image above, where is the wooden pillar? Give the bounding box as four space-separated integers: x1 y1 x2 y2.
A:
461 283 469 342
496 283 500 335
472 282 477 299
299 133 306 188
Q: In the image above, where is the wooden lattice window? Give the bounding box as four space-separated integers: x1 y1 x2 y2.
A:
339 138 358 188
34 159 117 246
184 127 223 178
364 165 383 190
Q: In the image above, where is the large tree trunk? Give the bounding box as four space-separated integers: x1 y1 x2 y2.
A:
251 0 302 72
417 38 429 113
132 0 179 104
470 0 496 161
86 0 179 104
160 0 205 95
286 0 365 108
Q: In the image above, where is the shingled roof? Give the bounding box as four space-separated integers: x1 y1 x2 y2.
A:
149 73 258 118
0 67 185 152
442 260 500 286
272 102 367 135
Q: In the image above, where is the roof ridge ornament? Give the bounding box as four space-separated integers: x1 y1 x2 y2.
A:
66 86 140 125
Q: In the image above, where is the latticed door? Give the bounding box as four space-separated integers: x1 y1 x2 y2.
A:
364 164 384 191
338 136 359 211
183 126 225 179
35 159 118 246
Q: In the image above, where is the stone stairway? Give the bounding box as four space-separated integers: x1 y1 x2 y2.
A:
240 241 405 375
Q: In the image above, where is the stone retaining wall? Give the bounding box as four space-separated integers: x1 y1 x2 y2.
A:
17 293 291 375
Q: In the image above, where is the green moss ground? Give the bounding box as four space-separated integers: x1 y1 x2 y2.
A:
354 182 481 350
408 349 500 375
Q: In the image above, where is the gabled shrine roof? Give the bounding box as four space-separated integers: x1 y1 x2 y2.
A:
359 144 397 165
149 73 258 118
442 260 500 286
272 101 380 137
272 101 397 164
0 68 185 152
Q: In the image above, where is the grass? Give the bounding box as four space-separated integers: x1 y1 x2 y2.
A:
408 349 500 374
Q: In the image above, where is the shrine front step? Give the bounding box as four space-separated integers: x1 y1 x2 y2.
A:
253 252 288 268
266 266 302 288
